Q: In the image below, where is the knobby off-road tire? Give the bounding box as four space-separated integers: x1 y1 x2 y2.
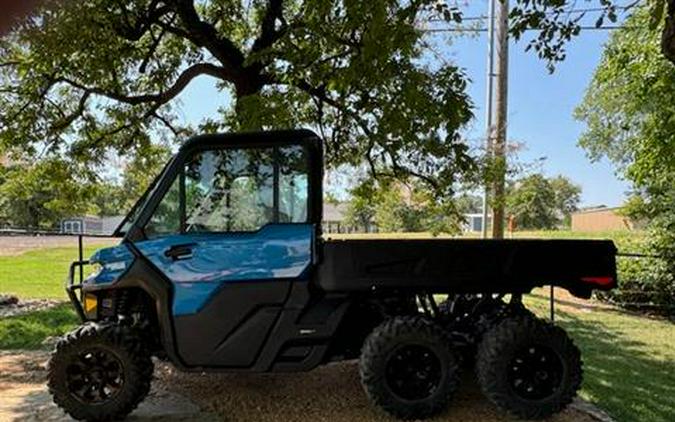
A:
48 321 154 421
437 296 536 369
476 316 582 420
359 316 461 420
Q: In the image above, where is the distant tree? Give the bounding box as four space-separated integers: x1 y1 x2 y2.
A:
506 174 558 230
550 175 581 227
344 177 462 234
505 174 580 230
324 192 341 206
91 181 127 217
0 159 96 229
90 143 172 216
455 193 482 214
343 179 378 232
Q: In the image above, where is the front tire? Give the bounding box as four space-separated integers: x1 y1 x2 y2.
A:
359 316 460 420
476 316 582 419
48 322 154 421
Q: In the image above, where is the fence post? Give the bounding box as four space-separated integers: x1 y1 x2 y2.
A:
78 234 83 284
550 285 555 322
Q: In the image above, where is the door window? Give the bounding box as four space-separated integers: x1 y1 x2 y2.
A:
145 144 309 237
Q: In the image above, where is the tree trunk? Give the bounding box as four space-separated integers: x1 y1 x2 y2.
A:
233 74 267 130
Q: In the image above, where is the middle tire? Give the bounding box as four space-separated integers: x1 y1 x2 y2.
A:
475 315 582 420
359 316 460 420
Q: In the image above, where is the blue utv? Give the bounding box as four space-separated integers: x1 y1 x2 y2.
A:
48 129 617 421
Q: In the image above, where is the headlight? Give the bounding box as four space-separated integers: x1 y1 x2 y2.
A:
87 262 103 278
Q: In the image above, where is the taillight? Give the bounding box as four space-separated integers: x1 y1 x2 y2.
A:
581 276 615 287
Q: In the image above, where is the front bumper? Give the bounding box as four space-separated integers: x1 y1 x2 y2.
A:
67 259 89 321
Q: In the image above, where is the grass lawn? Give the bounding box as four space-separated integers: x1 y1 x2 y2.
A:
525 291 675 422
0 246 102 299
0 303 79 349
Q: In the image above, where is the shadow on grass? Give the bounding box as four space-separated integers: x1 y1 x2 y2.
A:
560 313 675 422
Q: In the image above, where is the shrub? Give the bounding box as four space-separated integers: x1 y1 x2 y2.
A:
596 231 675 315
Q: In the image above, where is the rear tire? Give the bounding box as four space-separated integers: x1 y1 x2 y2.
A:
48 322 154 421
359 316 460 420
476 316 582 420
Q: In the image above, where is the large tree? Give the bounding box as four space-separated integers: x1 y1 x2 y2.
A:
576 8 674 308
0 0 476 199
2 1 671 194
1 0 673 232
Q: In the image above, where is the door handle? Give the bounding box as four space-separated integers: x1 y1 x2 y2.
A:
164 243 196 261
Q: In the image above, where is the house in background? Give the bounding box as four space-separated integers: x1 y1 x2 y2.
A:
61 216 103 234
571 207 642 232
463 214 492 233
61 216 125 235
323 203 375 234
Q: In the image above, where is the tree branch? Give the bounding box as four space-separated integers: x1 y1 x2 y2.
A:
138 14 175 73
50 91 91 132
57 63 227 107
251 0 285 54
151 110 182 136
113 0 171 41
294 79 374 137
172 0 246 76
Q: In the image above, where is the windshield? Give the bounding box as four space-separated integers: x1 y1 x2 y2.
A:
113 156 176 237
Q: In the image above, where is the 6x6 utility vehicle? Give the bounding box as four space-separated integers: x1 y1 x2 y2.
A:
48 129 617 421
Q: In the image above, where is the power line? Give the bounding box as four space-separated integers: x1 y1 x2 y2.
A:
426 3 645 23
421 25 643 33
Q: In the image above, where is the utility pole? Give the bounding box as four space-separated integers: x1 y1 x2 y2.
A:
481 0 496 239
491 0 509 239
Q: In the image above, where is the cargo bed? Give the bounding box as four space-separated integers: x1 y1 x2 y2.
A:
318 238 617 298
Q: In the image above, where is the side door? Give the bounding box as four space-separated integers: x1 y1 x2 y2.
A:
134 142 314 368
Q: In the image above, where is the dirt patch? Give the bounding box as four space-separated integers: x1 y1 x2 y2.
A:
531 288 617 314
0 351 606 422
0 235 116 256
0 298 67 318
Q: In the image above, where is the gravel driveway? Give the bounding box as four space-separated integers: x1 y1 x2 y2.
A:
0 351 604 422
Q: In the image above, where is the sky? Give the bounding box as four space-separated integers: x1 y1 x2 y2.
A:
173 1 630 208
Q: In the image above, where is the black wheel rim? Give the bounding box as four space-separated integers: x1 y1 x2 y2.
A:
507 345 563 401
385 344 442 401
66 348 125 404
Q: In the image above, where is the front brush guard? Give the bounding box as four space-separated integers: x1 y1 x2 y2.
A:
66 259 89 321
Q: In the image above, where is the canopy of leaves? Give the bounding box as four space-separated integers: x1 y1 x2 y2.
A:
576 9 674 306
0 0 477 200
1 0 673 231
